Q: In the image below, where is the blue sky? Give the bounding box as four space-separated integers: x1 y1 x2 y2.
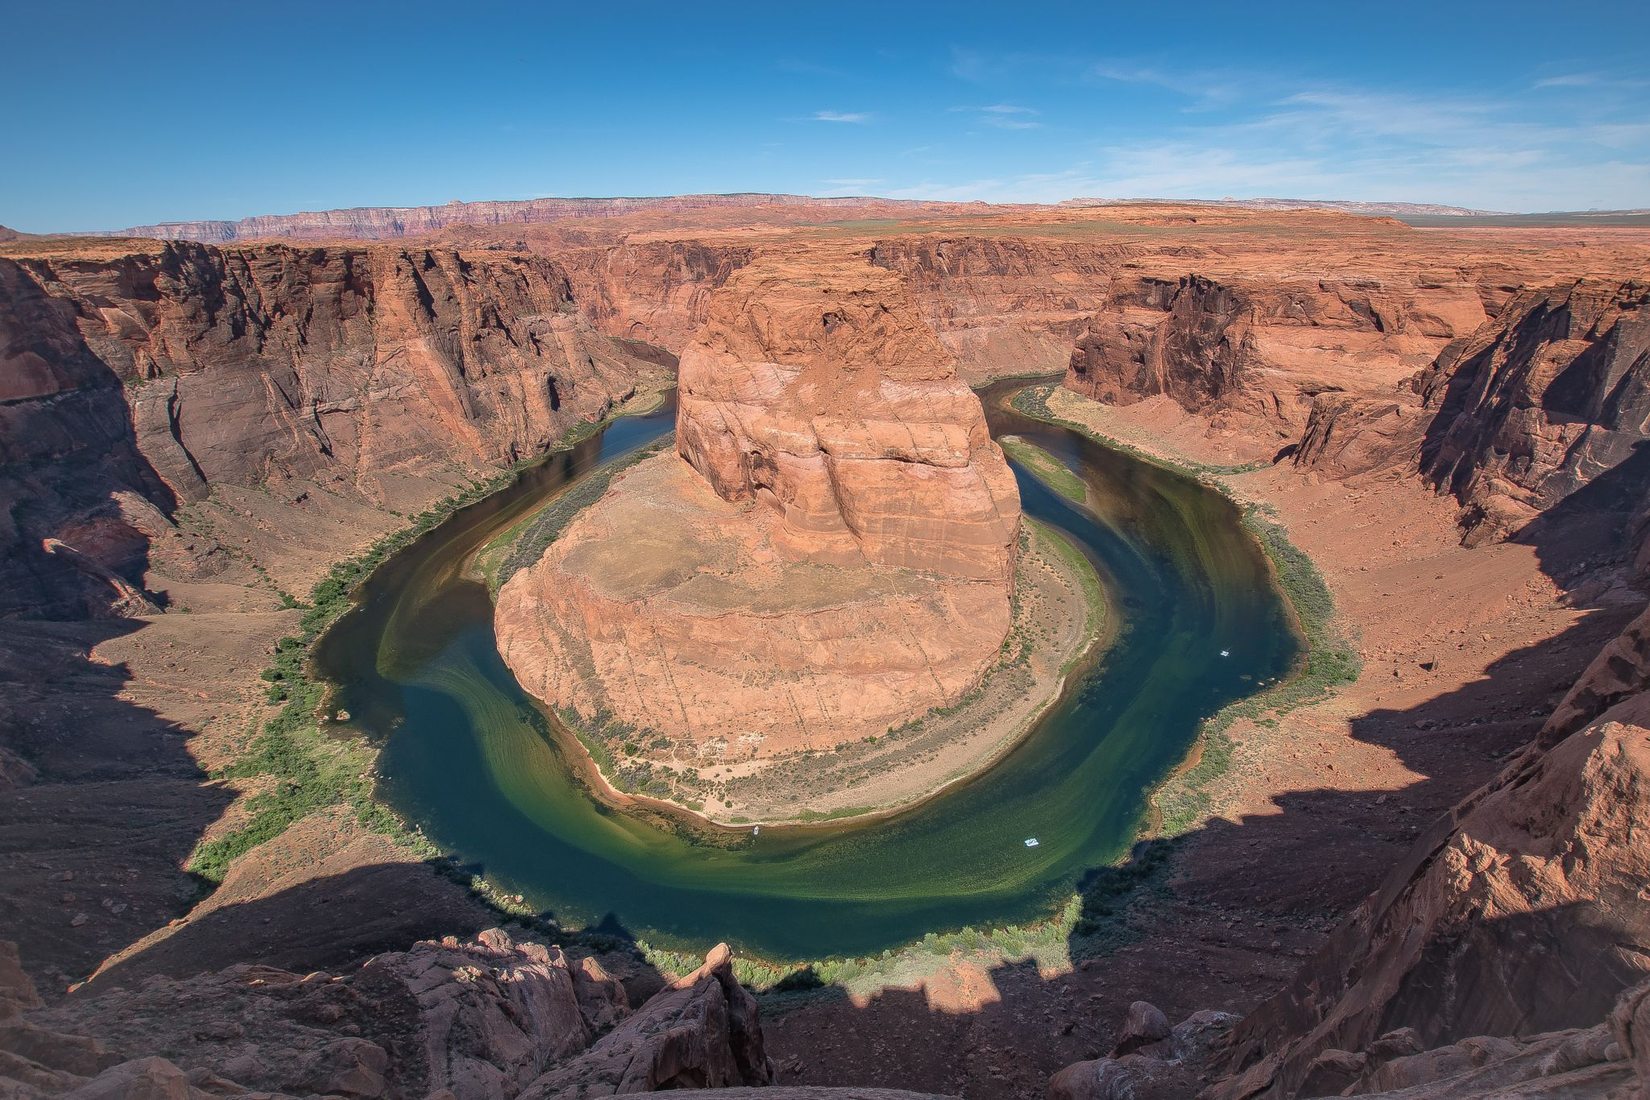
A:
5 0 1648 231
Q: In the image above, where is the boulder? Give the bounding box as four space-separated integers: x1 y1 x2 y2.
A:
520 943 772 1096
1112 1001 1172 1057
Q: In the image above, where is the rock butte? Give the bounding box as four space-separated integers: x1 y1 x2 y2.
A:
495 252 1023 800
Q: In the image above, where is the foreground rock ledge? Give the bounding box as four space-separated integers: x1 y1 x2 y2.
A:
496 251 1023 818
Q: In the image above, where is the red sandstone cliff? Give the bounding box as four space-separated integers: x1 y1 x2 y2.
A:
675 252 1020 582
2 931 775 1099
1415 280 1650 541
868 236 1128 381
0 239 660 618
1064 272 1486 446
1053 269 1650 1100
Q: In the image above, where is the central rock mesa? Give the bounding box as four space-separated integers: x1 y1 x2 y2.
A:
495 253 1022 812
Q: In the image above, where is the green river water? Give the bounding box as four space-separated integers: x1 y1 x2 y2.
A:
313 382 1298 960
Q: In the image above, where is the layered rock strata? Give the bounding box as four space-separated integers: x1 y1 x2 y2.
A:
496 253 1021 804
0 239 659 618
1064 272 1486 448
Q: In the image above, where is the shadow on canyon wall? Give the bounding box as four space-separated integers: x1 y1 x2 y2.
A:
0 260 184 619
0 619 225 989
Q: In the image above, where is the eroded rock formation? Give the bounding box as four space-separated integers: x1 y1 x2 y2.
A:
674 253 1019 582
1055 262 1650 1100
0 239 659 618
496 252 1021 805
1416 280 1650 541
1063 272 1485 447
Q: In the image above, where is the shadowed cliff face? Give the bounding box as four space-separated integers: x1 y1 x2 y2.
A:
1067 275 1257 413
1417 280 1650 542
1203 663 1650 1100
6 929 773 1099
1289 279 1650 565
0 240 657 618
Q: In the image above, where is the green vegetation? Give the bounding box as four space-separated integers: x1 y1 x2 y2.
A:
1011 385 1268 477
640 893 1086 999
482 438 672 592
195 389 673 887
999 434 1088 504
1008 381 1361 838
190 470 542 881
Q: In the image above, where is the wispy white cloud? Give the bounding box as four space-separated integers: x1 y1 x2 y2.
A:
1533 70 1649 90
951 103 1044 130
917 48 1647 209
1535 72 1602 89
1085 61 1245 109
980 103 1042 130
812 110 871 123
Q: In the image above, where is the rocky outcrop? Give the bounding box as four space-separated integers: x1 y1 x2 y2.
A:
520 944 772 1097
0 239 658 618
1201 687 1650 1099
676 253 1019 582
1051 993 1649 1099
375 928 629 1098
496 253 1021 798
1290 391 1432 479
1064 272 1482 444
1049 1007 1238 1100
1067 275 1258 413
1416 280 1650 542
1283 279 1650 567
868 236 1126 381
5 932 774 1100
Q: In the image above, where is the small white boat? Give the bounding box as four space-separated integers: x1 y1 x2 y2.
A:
752 825 761 837
1024 837 1040 848
1219 649 1231 658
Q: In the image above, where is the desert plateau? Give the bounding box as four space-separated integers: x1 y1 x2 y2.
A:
4 4 1650 1099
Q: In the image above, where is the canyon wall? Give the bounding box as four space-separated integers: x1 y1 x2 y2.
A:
554 239 754 351
1205 675 1650 1098
0 240 658 617
1054 266 1650 1099
103 194 966 243
1064 272 1488 448
3 930 777 1099
1415 279 1650 541
868 236 1127 381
